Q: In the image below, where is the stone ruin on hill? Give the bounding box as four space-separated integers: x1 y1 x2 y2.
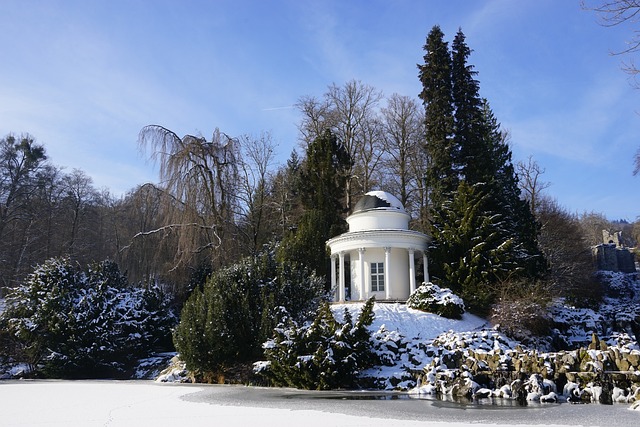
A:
593 230 637 273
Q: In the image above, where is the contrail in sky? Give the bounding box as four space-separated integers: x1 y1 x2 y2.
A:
262 105 295 111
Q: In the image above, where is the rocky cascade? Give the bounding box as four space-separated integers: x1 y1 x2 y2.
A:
415 331 640 404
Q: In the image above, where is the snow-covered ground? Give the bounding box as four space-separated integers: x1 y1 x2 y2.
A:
1 380 637 427
333 301 488 339
330 291 640 405
331 302 497 389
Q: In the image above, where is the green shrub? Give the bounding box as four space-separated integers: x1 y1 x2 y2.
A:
407 283 465 319
0 258 175 378
256 297 377 390
172 244 325 381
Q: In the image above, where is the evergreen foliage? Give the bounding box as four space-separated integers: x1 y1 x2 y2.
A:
299 130 351 216
430 182 523 314
173 244 325 380
418 26 456 207
0 258 175 378
451 30 486 185
478 103 546 278
278 129 350 285
257 297 377 390
419 26 546 314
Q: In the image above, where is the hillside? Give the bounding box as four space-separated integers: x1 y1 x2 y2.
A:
330 271 640 405
332 300 514 390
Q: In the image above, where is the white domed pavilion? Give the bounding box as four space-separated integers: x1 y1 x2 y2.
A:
326 191 430 302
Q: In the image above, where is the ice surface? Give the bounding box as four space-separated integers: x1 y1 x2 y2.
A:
1 381 637 427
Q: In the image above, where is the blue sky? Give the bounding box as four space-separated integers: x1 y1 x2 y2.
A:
1 0 638 220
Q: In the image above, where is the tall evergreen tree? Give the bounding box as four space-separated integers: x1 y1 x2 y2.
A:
418 25 456 208
278 129 351 286
451 29 486 185
478 102 546 277
419 27 545 314
298 129 351 222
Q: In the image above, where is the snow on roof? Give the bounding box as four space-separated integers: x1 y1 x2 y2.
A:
353 191 406 213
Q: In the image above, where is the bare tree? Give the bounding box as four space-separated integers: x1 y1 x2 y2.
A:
380 94 426 221
537 196 599 302
583 1 640 174
583 0 640 76
0 134 48 288
351 115 383 193
236 132 277 254
516 155 551 214
297 80 383 210
296 95 333 145
92 188 121 263
578 211 614 246
632 219 640 243
30 165 65 261
327 80 383 208
115 183 178 285
136 125 240 279
61 169 99 259
0 134 47 240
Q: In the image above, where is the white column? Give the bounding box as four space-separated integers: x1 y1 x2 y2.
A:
423 251 430 284
384 247 391 300
358 247 366 301
330 254 337 301
409 248 416 295
338 251 346 302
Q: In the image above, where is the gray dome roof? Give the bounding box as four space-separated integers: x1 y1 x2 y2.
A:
352 191 406 213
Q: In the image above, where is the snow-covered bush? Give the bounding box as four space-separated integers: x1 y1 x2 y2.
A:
173 245 325 381
0 258 176 378
256 298 377 390
407 283 465 319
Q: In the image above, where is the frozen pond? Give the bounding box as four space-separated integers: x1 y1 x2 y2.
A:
186 385 639 425
1 380 637 426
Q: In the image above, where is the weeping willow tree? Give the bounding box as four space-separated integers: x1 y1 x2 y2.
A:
126 125 241 292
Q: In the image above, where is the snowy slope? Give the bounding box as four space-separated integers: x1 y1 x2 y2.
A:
331 277 640 393
333 302 487 341
331 302 492 389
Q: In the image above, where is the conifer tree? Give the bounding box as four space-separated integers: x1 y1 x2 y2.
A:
478 102 546 278
419 27 545 314
418 25 456 208
451 29 486 185
1 258 175 378
173 245 324 379
259 298 377 390
430 181 521 314
278 129 351 285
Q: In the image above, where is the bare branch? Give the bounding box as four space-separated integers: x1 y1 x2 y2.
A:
516 155 551 214
119 222 222 252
